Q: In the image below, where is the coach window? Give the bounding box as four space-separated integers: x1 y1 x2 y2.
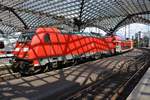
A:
44 33 50 43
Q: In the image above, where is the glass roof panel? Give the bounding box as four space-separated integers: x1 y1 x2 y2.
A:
0 0 149 33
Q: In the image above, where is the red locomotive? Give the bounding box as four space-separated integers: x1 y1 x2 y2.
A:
10 27 133 75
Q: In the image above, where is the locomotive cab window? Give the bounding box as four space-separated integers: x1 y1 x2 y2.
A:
44 33 50 43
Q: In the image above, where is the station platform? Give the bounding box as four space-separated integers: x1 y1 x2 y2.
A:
127 67 150 100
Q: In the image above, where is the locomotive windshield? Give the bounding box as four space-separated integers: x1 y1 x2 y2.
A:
18 32 34 42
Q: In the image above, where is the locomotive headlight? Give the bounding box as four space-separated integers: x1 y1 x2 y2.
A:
23 48 29 52
15 48 20 51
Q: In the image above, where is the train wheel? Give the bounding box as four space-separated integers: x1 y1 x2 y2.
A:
11 63 20 72
94 53 101 59
42 64 51 72
72 59 78 65
18 62 34 76
43 65 49 72
52 62 58 68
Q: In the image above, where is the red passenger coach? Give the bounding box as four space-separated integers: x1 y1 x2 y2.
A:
11 27 133 75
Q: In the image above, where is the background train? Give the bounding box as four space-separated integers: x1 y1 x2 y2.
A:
0 32 20 58
1 27 133 75
0 33 21 65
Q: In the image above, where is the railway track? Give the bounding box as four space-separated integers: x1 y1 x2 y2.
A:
65 49 150 100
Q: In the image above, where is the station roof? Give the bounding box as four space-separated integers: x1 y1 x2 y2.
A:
0 0 150 33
